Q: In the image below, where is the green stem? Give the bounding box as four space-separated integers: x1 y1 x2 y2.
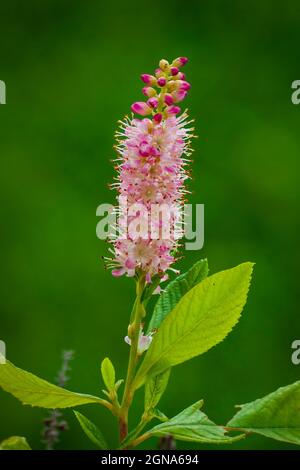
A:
119 412 152 449
119 275 146 441
127 431 152 449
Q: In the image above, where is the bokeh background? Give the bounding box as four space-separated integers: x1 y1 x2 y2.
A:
0 0 299 450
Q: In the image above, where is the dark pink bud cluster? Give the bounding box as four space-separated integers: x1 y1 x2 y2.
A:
131 57 191 119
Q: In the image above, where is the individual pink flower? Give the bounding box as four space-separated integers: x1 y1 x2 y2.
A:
125 326 154 354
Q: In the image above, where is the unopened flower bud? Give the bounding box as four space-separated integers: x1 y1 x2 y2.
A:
164 93 174 105
153 113 163 124
177 72 186 80
157 77 167 87
167 80 177 91
172 89 187 102
155 68 164 78
142 86 156 98
177 80 191 91
170 67 179 76
147 97 159 108
159 59 169 71
141 74 157 85
131 101 152 116
166 105 181 115
127 323 134 338
172 57 188 67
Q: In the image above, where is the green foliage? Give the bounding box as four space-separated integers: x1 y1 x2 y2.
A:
147 401 244 444
228 381 300 445
150 408 168 422
74 411 108 449
147 259 209 332
0 436 31 450
134 263 254 388
0 360 108 409
144 369 170 412
101 357 115 392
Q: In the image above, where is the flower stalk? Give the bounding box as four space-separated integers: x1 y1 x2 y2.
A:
119 275 146 440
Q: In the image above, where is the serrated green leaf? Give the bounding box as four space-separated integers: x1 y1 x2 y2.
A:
147 259 209 333
148 401 244 444
135 263 254 388
227 381 300 445
74 411 108 449
0 360 108 409
101 357 115 392
0 436 31 450
145 369 170 411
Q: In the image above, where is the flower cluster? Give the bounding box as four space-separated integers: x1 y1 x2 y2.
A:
107 57 194 280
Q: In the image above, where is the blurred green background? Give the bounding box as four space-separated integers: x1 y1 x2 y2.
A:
0 0 299 450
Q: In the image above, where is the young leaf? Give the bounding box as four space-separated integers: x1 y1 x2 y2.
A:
0 436 31 450
115 379 124 392
145 369 170 412
148 401 244 444
227 381 300 445
151 408 168 422
135 263 254 388
74 411 108 449
101 357 115 392
0 360 109 409
147 259 209 333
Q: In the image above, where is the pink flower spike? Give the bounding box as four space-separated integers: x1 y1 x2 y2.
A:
157 77 167 87
166 105 181 115
108 57 193 279
170 66 179 76
142 86 156 98
153 113 163 123
141 74 156 85
131 102 152 116
147 97 159 108
164 93 174 106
